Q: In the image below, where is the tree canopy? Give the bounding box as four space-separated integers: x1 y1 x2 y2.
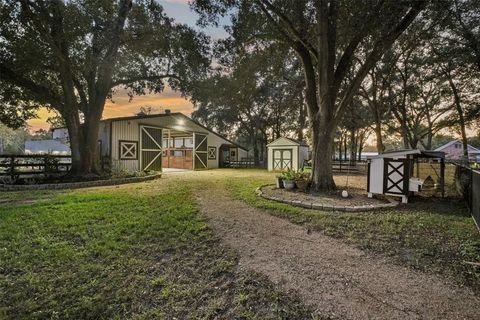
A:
0 0 210 174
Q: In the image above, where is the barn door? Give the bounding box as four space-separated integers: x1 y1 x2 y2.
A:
273 149 292 170
140 126 162 171
383 158 407 195
193 133 208 170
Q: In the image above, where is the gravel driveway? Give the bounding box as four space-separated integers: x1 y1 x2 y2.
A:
188 172 480 320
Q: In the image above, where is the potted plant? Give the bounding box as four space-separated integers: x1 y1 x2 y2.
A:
295 170 309 192
275 175 284 188
281 169 296 190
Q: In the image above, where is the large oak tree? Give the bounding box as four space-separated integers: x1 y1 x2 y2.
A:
193 0 427 190
0 0 209 175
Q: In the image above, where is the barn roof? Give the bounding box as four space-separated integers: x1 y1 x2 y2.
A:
104 112 248 151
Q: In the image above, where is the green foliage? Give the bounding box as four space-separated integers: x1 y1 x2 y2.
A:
0 180 314 319
0 0 210 173
0 124 29 154
280 169 309 181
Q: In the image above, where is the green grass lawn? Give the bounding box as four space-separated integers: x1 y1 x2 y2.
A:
226 175 480 293
0 182 314 319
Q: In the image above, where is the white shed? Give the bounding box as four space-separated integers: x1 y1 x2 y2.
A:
267 137 309 171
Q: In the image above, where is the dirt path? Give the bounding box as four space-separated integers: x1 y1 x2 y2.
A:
193 177 480 319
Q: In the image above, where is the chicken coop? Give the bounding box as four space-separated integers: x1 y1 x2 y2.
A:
367 149 445 203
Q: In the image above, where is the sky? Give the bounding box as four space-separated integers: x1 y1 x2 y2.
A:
27 0 229 131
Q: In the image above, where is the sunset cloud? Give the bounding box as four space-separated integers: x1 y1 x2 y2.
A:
27 89 195 131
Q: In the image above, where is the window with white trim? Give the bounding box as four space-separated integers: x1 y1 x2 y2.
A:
119 141 138 160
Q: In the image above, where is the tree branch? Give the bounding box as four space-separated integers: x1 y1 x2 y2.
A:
111 74 183 88
332 0 387 97
335 1 427 119
256 0 318 61
0 63 64 111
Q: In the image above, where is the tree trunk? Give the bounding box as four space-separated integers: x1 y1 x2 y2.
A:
338 136 343 160
349 129 356 165
373 107 384 153
253 141 259 166
80 112 102 174
63 109 83 175
298 103 306 141
448 74 469 158
310 116 336 191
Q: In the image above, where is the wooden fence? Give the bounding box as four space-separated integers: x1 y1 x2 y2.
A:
0 154 72 179
332 160 368 174
226 158 256 168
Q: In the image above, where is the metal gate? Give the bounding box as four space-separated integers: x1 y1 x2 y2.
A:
193 133 208 170
140 125 162 171
273 149 292 170
383 158 407 195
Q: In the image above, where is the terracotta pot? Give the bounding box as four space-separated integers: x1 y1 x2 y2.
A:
283 180 295 190
295 179 308 191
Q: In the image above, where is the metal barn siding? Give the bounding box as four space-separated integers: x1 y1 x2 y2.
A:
111 120 141 171
108 113 246 171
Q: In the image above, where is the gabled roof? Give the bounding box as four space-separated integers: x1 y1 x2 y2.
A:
267 137 309 147
105 112 248 151
434 139 480 152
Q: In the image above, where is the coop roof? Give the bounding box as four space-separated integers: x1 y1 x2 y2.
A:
368 149 445 160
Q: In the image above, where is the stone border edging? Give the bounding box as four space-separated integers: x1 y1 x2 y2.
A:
0 173 162 191
255 184 399 212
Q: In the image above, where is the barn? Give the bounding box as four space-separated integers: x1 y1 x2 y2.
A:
54 111 248 171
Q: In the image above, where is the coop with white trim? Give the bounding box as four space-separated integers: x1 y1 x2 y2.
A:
367 149 445 203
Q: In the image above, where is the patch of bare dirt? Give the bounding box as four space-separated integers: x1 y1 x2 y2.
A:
263 185 389 206
192 173 480 320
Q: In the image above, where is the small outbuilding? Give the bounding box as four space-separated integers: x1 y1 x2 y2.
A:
367 149 445 203
267 137 309 171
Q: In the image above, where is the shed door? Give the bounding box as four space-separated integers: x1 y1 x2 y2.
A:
140 126 162 171
273 149 292 170
383 158 407 195
194 133 208 170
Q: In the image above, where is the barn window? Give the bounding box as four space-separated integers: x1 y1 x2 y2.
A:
208 146 216 160
119 140 138 160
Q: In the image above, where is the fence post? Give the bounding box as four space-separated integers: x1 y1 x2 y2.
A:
9 155 14 180
440 158 445 198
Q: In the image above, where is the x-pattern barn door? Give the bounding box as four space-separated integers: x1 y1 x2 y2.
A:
140 125 162 171
273 149 292 170
383 158 407 195
193 133 208 170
